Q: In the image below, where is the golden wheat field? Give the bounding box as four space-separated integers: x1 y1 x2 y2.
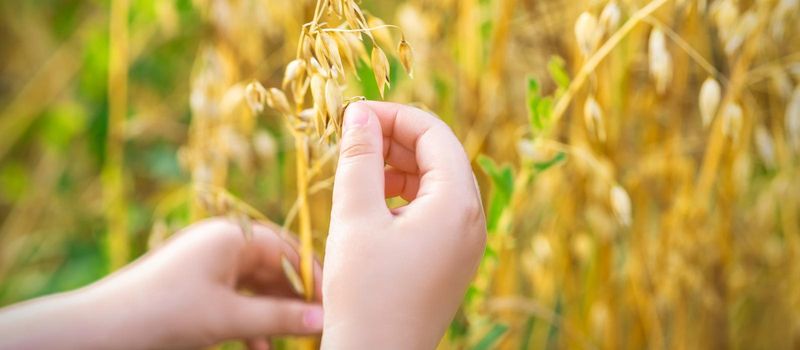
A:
1 0 800 348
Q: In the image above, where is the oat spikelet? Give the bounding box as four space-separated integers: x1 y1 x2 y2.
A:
584 95 607 142
245 81 268 114
610 185 632 227
600 1 622 36
722 102 743 141
398 38 414 78
266 88 292 117
325 78 343 131
575 12 599 57
787 87 800 152
648 28 672 95
754 125 776 169
372 46 390 98
699 77 721 128
282 59 306 89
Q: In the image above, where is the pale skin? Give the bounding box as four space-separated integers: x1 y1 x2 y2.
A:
0 101 487 349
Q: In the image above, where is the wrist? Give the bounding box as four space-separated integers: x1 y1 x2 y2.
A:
320 313 440 350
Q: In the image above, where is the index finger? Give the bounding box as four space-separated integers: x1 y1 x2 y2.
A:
360 101 476 203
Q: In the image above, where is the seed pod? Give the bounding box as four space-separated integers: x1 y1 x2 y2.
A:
787 88 800 152
754 125 776 169
282 59 306 89
724 11 758 55
712 0 739 42
610 185 632 227
722 102 743 141
314 34 330 71
699 78 721 128
333 32 357 75
325 78 342 129
310 75 327 135
301 35 314 66
371 46 390 98
575 12 599 57
323 34 345 75
600 1 621 35
265 88 292 116
309 57 329 78
245 81 268 114
648 28 672 95
584 95 607 142
398 38 414 78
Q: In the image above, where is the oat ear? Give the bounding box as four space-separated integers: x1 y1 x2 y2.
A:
371 46 390 98
398 37 414 78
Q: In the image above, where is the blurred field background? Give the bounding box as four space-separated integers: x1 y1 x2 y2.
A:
1 0 799 349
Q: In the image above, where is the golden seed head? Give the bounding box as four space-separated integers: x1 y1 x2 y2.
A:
724 11 758 54
265 88 293 117
245 81 268 114
575 11 599 57
371 46 390 98
310 74 327 136
314 34 330 72
283 59 306 89
398 38 414 78
309 57 329 78
721 102 743 141
712 0 739 41
648 28 672 95
600 1 622 35
584 95 607 142
787 87 800 152
754 125 776 169
699 77 722 128
323 34 345 75
610 185 632 227
325 78 343 130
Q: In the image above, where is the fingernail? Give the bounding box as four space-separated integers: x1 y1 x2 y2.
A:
343 104 370 131
303 306 324 331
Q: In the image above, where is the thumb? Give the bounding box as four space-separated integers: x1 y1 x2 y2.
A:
332 102 389 219
224 295 323 338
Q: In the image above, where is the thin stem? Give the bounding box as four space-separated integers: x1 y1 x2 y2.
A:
104 0 130 271
294 136 314 301
320 24 401 34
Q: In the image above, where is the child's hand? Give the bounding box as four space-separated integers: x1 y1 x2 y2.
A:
322 102 487 349
0 219 323 350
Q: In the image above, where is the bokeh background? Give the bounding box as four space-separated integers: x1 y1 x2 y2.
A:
1 0 799 349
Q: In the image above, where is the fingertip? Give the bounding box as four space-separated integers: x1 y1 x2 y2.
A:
302 305 324 332
343 102 374 132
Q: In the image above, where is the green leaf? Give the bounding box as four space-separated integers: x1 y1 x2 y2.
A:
533 151 567 172
472 323 509 350
477 155 515 232
547 56 570 94
527 78 554 136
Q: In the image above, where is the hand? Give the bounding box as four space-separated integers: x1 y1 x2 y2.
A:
0 218 323 350
321 102 487 349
